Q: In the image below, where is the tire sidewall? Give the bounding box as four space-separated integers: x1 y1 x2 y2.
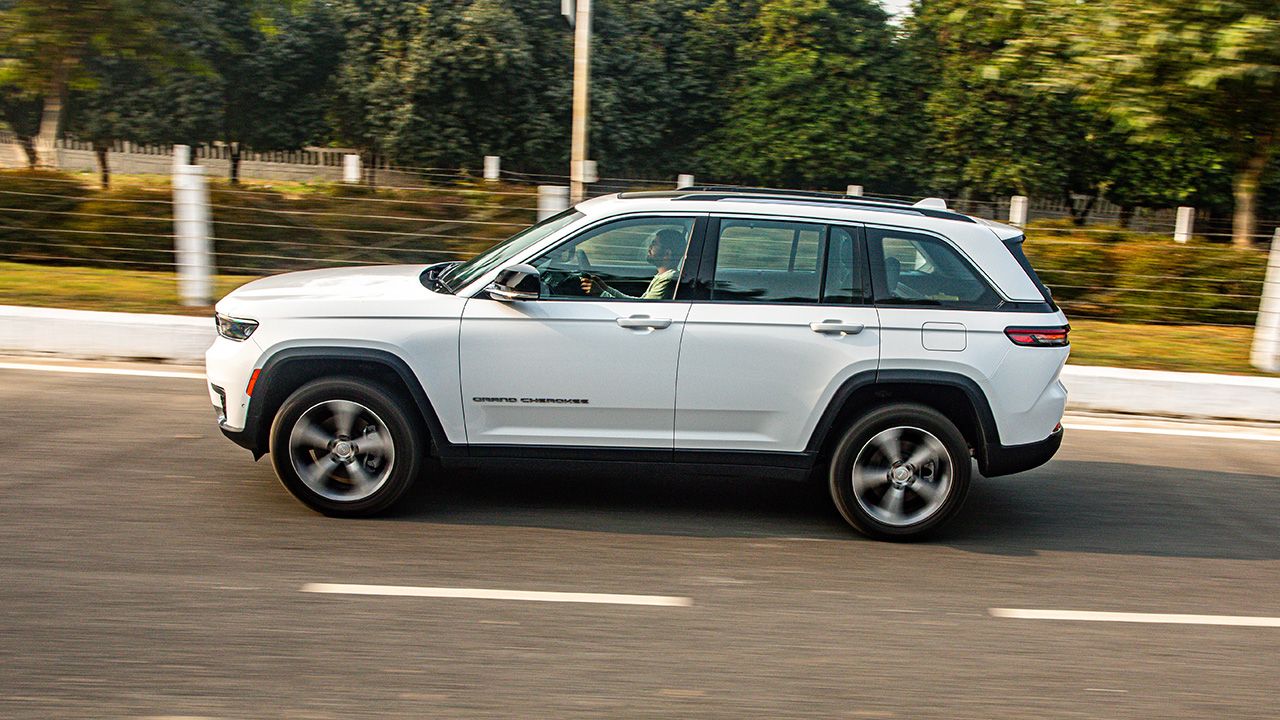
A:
269 377 422 516
828 403 971 541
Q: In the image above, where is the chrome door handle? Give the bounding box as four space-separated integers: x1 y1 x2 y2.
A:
617 315 672 330
810 320 865 335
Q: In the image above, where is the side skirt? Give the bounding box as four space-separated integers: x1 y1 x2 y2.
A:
442 446 819 482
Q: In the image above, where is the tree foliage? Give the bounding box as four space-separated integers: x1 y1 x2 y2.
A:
0 0 1275 234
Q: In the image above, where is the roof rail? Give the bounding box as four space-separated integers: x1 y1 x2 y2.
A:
641 186 974 223
681 185 912 206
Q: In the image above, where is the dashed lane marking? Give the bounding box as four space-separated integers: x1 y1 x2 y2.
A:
302 582 693 607
990 608 1280 627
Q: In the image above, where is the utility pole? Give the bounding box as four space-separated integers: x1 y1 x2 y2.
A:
569 0 592 205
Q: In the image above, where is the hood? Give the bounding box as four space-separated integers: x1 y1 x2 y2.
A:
216 264 448 318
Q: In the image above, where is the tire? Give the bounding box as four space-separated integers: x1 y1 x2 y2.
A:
269 377 424 517
828 403 971 541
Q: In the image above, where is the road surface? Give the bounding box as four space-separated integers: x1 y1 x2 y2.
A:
1 359 1277 719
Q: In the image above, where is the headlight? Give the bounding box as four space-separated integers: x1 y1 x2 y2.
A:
215 313 258 341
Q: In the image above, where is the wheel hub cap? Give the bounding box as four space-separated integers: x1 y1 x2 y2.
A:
890 464 914 488
332 440 355 462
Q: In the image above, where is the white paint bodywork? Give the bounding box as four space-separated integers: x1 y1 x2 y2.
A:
206 192 1068 456
674 303 880 451
459 298 691 447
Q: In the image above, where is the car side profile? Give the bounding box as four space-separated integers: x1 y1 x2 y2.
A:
206 188 1069 540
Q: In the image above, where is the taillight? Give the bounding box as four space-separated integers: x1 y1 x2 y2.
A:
1005 326 1070 347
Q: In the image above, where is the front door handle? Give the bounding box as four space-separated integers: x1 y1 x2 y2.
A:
810 320 865 335
617 315 672 330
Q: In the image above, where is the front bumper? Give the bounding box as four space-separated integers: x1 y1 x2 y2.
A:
979 425 1063 478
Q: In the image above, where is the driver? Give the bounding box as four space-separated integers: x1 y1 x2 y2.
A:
580 228 685 300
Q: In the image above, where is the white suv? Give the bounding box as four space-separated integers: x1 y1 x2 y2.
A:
206 188 1069 540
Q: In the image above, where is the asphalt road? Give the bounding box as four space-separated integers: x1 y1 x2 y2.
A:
2 361 1278 719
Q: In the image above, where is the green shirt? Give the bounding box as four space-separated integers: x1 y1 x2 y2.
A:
601 268 679 300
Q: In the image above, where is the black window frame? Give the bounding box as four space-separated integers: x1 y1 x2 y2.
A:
688 216 872 306
866 226 1003 311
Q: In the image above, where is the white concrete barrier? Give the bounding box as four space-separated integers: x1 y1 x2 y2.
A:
1061 365 1280 423
0 305 214 362
2 305 1279 422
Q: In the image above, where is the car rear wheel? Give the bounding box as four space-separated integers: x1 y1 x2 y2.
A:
269 377 423 516
829 403 971 541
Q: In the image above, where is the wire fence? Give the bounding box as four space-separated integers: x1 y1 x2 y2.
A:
0 168 1272 328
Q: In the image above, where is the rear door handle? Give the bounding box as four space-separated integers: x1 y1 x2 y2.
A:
810 320 865 335
617 315 672 330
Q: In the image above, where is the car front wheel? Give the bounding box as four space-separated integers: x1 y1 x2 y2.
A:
828 403 971 541
269 377 423 516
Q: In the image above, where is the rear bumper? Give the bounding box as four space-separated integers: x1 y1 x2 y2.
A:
980 425 1063 478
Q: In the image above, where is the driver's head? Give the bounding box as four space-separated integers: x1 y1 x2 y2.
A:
647 228 685 267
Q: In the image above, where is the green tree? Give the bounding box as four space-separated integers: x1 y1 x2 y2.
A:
1004 0 1280 245
696 0 909 191
191 0 341 182
0 0 179 166
328 0 437 181
0 81 39 166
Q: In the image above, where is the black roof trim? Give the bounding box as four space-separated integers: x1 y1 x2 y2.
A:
616 186 975 223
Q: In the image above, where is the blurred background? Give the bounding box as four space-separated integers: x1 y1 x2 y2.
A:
2 3 1279 718
0 0 1278 375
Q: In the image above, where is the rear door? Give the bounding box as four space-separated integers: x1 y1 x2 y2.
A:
675 217 880 453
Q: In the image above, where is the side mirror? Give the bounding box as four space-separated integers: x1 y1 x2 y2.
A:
486 263 541 301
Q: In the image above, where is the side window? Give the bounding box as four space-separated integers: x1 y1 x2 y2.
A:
530 217 694 300
823 225 865 305
710 219 824 303
868 228 999 308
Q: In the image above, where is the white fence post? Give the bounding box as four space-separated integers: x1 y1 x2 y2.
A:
1174 206 1195 243
1009 195 1029 227
537 185 570 220
846 184 863 197
173 165 213 306
484 155 500 182
1251 227 1280 372
677 174 695 189
343 154 361 184
172 144 191 169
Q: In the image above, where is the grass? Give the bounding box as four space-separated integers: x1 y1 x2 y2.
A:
1065 319 1266 375
0 260 255 316
0 260 1272 376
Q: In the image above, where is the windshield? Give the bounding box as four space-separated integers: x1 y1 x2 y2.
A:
440 209 584 291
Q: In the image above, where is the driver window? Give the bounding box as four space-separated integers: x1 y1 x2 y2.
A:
530 217 694 300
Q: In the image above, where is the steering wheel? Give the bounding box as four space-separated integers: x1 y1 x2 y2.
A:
540 248 594 296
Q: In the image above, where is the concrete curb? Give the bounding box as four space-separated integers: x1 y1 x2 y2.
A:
0 304 213 363
3 304 1279 422
1059 365 1280 423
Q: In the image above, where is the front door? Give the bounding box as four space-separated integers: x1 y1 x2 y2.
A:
459 215 703 448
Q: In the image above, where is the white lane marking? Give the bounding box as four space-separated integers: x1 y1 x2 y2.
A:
1062 421 1280 443
301 583 693 607
0 361 204 380
990 608 1280 627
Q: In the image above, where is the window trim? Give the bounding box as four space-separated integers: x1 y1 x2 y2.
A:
691 215 872 307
